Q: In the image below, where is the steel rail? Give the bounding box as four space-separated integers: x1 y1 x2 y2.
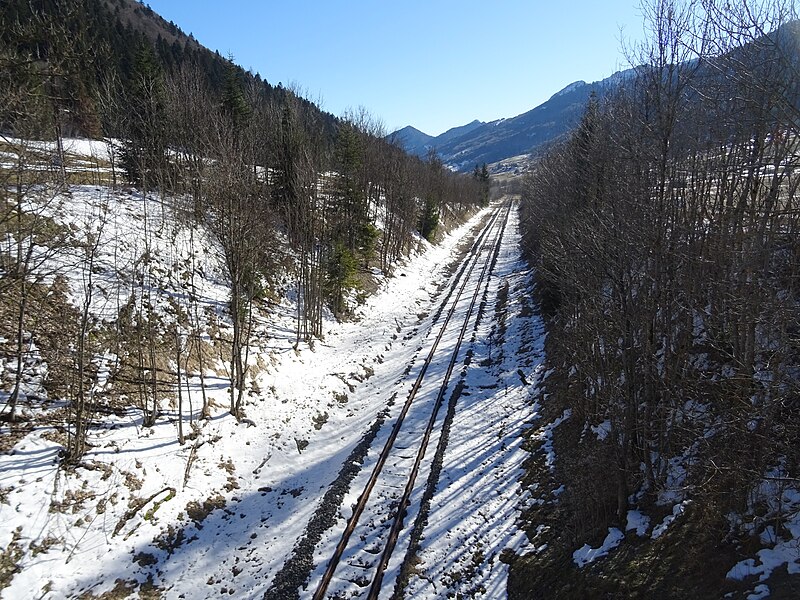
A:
311 202 510 600
366 200 513 599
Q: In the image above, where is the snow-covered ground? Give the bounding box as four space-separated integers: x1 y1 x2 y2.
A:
399 208 546 599
289 204 545 600
0 150 545 600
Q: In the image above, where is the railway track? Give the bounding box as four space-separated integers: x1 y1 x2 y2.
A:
311 200 514 600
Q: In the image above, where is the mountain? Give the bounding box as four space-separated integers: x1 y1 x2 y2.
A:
405 20 798 173
390 125 434 156
392 71 633 171
0 0 338 139
434 119 485 147
392 119 485 158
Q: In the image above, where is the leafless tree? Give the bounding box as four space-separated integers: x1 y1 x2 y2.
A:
520 0 800 538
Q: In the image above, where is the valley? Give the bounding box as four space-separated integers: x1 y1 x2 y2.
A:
2 0 800 598
0 147 542 598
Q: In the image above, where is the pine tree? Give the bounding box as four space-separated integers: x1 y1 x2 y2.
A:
119 43 166 188
418 197 439 242
473 162 490 205
221 58 251 133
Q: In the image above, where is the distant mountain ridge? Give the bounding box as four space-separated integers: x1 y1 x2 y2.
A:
390 126 434 156
392 70 633 171
392 119 485 158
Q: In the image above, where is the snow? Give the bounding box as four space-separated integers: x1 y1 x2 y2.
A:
591 419 611 441
0 135 115 166
728 542 800 581
531 408 571 471
397 209 547 599
572 527 624 567
651 501 690 539
550 80 586 99
726 472 800 586
727 493 800 584
657 453 690 505
747 584 771 600
626 510 650 536
0 168 545 600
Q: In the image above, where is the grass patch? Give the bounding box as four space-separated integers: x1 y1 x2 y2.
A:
185 493 226 526
0 527 23 593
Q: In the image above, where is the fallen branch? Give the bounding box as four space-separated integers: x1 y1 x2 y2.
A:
113 486 176 537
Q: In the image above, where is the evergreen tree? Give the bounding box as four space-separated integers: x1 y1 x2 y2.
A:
119 43 166 188
325 241 358 316
473 162 491 205
221 58 251 133
418 196 439 242
419 149 443 241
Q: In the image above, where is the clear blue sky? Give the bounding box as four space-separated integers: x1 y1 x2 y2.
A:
145 0 646 136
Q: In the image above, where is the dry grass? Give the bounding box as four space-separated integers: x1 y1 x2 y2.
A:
0 527 23 593
185 493 226 525
0 139 115 187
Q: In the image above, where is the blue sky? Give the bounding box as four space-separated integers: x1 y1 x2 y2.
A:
145 0 645 136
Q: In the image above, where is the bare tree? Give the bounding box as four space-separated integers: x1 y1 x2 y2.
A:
519 0 800 541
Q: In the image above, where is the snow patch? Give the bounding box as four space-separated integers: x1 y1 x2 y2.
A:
531 408 571 471
591 419 611 441
747 584 771 600
651 500 690 539
551 80 586 99
626 510 650 536
727 537 800 582
572 527 624 567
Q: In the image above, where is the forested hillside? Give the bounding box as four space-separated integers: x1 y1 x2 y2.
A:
0 0 488 454
0 0 336 138
515 1 799 597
